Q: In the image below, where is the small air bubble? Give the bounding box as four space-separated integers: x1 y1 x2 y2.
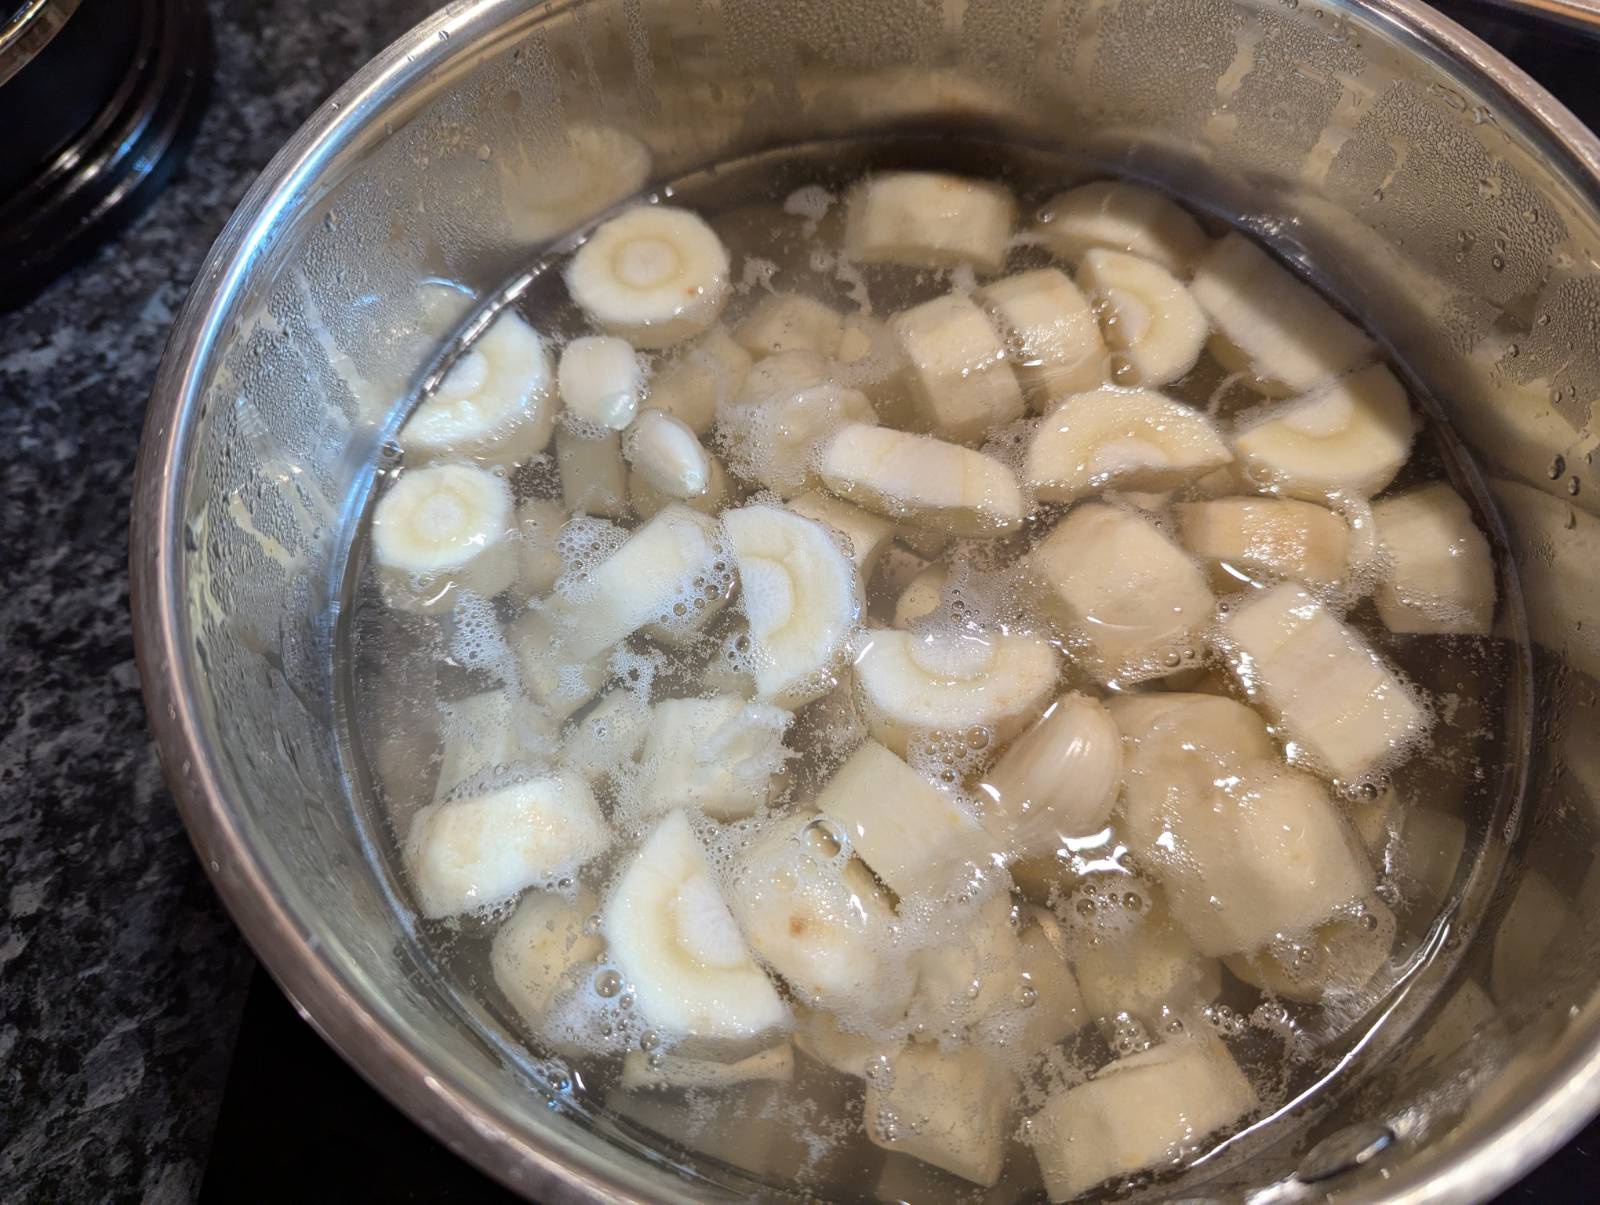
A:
594 969 623 998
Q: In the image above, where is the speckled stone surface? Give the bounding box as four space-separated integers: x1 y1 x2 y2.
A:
0 1 433 1199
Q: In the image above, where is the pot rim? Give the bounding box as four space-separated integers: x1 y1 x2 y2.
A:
129 1 1600 1200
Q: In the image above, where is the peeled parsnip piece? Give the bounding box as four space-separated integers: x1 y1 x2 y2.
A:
863 1044 1015 1187
1372 482 1496 635
401 310 556 466
892 292 1025 445
1024 387 1230 504
1216 582 1431 784
565 205 731 348
491 887 603 1025
372 462 517 614
1190 231 1376 396
1113 693 1373 955
844 171 1016 273
509 608 609 721
1077 249 1208 386
561 687 651 783
787 489 895 580
1224 897 1396 1002
1026 503 1213 684
516 498 567 597
1071 900 1222 1031
623 408 713 500
1034 180 1208 275
1175 496 1350 591
894 563 948 628
728 811 913 1026
853 626 1059 757
620 1043 795 1091
1007 917 1087 1052
719 379 878 498
792 1005 897 1077
547 504 724 660
557 334 642 430
556 426 629 518
975 693 1122 857
912 894 1024 1036
1232 363 1415 501
724 504 863 706
637 695 791 821
734 292 845 358
647 327 751 434
404 773 611 918
976 267 1107 408
434 688 557 804
819 423 1027 538
814 739 995 899
628 454 729 520
1029 1037 1257 1202
604 810 791 1048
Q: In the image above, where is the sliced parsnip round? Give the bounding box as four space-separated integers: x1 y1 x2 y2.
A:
647 327 752 434
819 423 1026 538
853 626 1059 756
893 563 948 628
1026 502 1214 684
604 810 791 1047
566 205 731 348
1116 698 1373 956
1223 897 1396 1002
814 739 995 900
724 504 862 706
1174 496 1350 591
786 489 895 580
1214 582 1430 785
401 310 555 465
404 772 611 918
975 267 1107 409
728 811 912 1026
719 381 877 497
1077 249 1208 386
1033 180 1208 275
372 462 517 613
891 292 1024 444
1232 364 1415 501
1028 1036 1257 1202
844 171 1016 273
1372 482 1496 634
734 292 845 359
1025 387 1230 504
516 498 567 597
491 887 603 1026
1190 231 1375 396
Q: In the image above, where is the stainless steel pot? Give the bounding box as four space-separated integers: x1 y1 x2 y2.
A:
130 0 1600 1199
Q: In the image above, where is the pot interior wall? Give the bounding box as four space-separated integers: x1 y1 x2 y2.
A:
164 0 1600 1197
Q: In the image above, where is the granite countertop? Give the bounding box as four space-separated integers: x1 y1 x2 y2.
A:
2 1 1599 1202
0 1 431 1198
